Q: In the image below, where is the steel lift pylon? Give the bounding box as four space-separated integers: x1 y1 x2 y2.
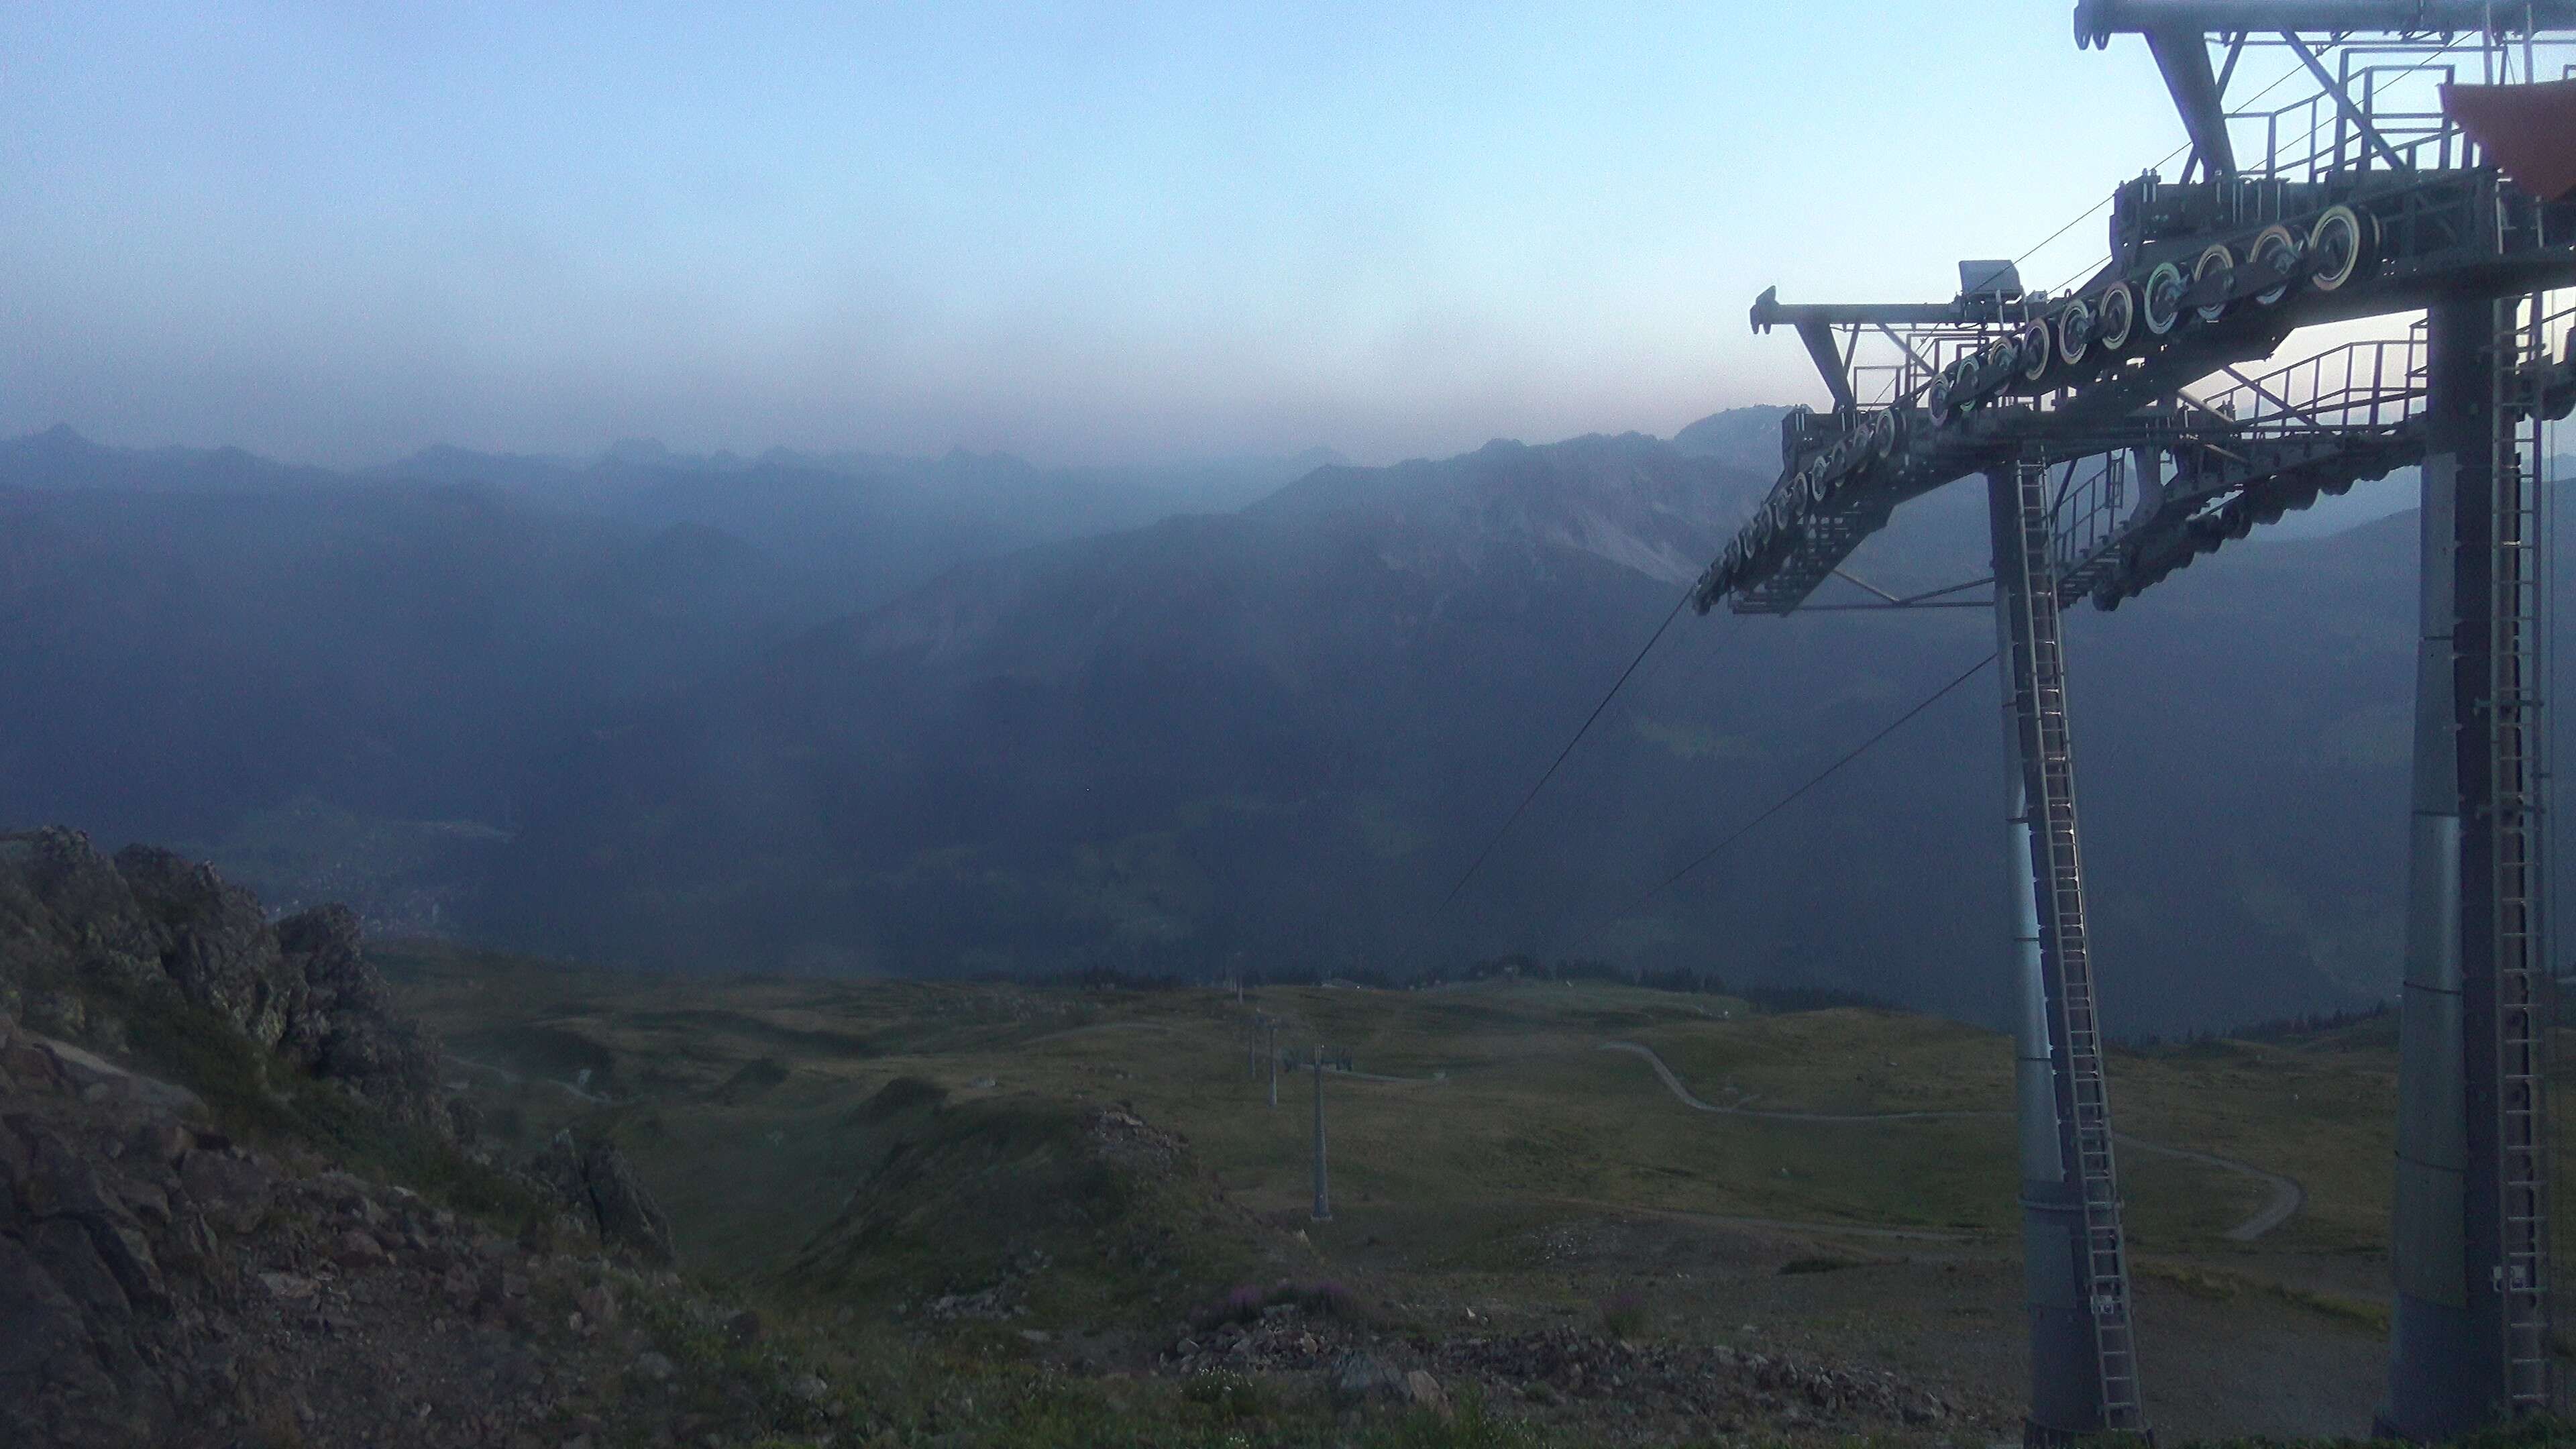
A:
2387 292 2555 1439
1993 460 2143 1437
1686 3 2576 1440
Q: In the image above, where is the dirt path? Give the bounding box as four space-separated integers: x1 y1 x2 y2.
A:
1539 1194 1987 1244
2112 1135 2307 1243
1018 1020 1179 1048
1328 1066 1446 1085
443 1051 612 1105
1600 1042 1993 1122
1599 1041 2304 1243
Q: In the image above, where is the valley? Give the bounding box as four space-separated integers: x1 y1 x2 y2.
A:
7 419 2510 1036
13 6 2576 1443
384 939 2473 1445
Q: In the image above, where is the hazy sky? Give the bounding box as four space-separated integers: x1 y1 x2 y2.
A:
4 3 2322 468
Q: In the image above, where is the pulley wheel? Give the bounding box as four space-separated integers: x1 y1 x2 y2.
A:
1983 337 2021 394
2193 243 2235 323
1866 408 1898 458
1944 353 1978 408
2141 262 2184 336
2057 298 2094 368
2020 320 2054 383
2248 225 2300 305
2308 205 2372 292
2094 282 2135 352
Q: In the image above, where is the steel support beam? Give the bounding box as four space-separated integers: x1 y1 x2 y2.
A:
1796 319 1858 411
1750 287 1964 330
2076 0 2576 44
1989 466 2148 1444
1311 1047 1332 1222
2145 27 2237 177
2384 298 2555 1439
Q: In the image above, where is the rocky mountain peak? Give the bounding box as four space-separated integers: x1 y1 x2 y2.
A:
1 828 449 1137
1249 429 1768 586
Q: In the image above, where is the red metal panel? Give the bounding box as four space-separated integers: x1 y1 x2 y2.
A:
2442 80 2576 203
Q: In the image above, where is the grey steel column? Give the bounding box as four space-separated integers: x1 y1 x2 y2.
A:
1311 1047 1331 1221
1987 466 2141 1443
1268 1024 1279 1108
2384 299 2515 1439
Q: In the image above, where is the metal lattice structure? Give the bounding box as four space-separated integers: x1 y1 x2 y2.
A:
1994 460 2143 1429
1693 4 2576 1441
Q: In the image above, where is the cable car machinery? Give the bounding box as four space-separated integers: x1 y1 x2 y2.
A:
1692 3 2576 1441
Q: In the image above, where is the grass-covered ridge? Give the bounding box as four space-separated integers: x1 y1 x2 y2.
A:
374 939 2558 1444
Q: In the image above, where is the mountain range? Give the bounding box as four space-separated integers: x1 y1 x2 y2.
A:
3 417 2543 1034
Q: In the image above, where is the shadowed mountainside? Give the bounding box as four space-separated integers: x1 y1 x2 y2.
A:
0 429 1327 928
0 415 2529 1034
473 425 2465 1035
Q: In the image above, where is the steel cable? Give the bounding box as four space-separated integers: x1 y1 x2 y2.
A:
1442 585 1703 905
1559 649 1998 953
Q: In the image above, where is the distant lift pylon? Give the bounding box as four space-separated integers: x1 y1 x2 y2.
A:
1699 3 2576 1442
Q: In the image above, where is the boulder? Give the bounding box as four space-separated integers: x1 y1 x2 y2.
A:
5 828 150 963
177 1150 274 1236
113 846 297 1049
17 1133 165 1311
0 1230 116 1423
276 906 447 1134
540 1134 676 1266
2 832 454 1142
1405 1368 1452 1418
1329 1350 1409 1409
0 830 157 1006
30 1217 130 1319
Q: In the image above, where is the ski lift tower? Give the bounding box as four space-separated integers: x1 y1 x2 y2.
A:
1696 3 2576 1440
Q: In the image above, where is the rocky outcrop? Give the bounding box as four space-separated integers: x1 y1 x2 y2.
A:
276 904 448 1137
1435 1325 1959 1432
115 844 294 1048
0 1013 835 1449
0 828 784 1447
536 1132 676 1266
0 828 448 1136
1165 1297 1970 1439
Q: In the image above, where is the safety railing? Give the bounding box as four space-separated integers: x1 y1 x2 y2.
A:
2533 292 2574 374
2047 453 2133 585
1850 327 2006 412
2047 329 2430 582
2230 48 2467 184
2189 330 2431 439
2228 34 2576 186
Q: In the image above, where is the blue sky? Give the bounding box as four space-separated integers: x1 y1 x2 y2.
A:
4 2 2327 468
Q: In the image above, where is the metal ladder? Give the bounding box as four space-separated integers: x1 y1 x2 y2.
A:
2489 292 2553 1413
2013 462 2146 1434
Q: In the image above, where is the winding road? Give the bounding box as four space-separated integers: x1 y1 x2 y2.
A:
1599 1040 2305 1243
443 1052 613 1105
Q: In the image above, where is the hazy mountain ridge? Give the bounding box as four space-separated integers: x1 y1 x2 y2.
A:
0 413 2492 1032
374 435 1338 583
468 419 2443 1034
480 433 1764 979
0 427 1336 932
0 423 344 494
1248 433 1770 586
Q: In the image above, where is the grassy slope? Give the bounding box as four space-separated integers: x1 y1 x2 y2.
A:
383 943 2576 1444
382 947 2411 1280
